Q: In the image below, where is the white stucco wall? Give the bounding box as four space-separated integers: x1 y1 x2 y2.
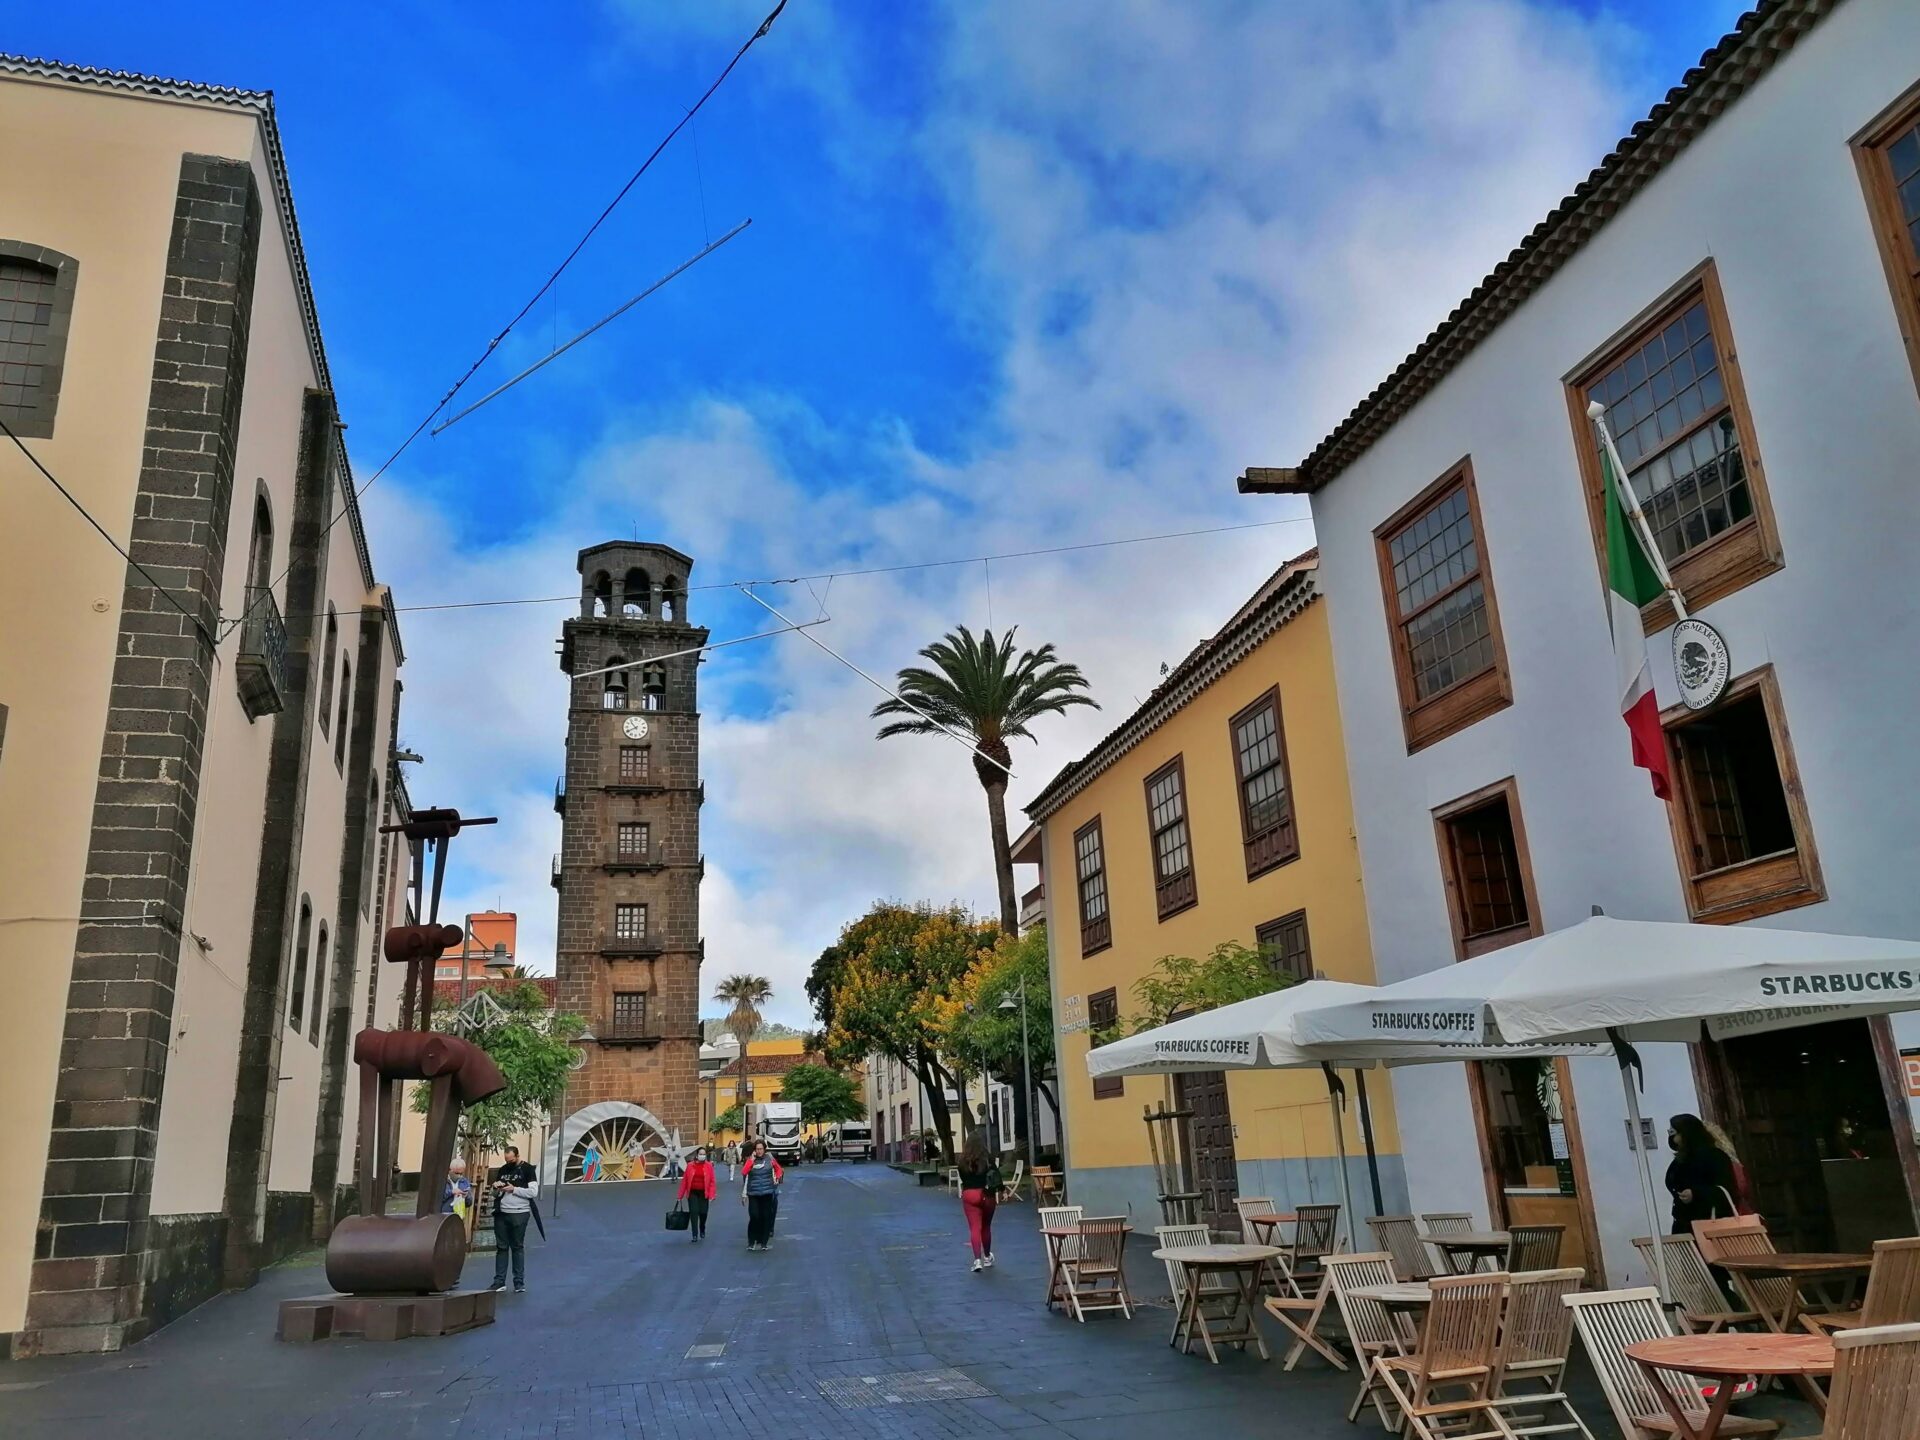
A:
1299 0 1920 1287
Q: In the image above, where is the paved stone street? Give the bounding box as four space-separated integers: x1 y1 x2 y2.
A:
0 1166 1818 1439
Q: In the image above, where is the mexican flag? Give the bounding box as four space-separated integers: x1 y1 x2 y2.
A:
1603 438 1671 800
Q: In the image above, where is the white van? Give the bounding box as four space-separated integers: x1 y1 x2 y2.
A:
827 1123 873 1161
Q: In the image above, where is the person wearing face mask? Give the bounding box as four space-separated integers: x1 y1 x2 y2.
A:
676 1145 718 1242
1665 1112 1739 1232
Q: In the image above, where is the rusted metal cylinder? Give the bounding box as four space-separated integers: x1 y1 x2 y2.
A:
326 1213 468 1295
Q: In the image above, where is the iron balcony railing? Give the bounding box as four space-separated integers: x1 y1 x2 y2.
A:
234 585 288 718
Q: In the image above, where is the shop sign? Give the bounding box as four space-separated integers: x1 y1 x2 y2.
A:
1903 1049 1920 1099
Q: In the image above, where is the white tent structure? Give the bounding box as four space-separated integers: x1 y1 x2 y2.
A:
1087 979 1604 1244
1289 914 1920 1299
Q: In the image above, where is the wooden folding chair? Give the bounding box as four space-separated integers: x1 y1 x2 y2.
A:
1319 1251 1400 1424
1064 1216 1134 1322
1821 1322 1920 1438
1693 1216 1797 1332
1422 1211 1478 1274
1269 1203 1343 1371
1376 1273 1517 1440
998 1158 1026 1203
1804 1236 1920 1336
1039 1205 1082 1311
1508 1225 1566 1274
1156 1224 1234 1346
1235 1195 1281 1246
1564 1287 1780 1440
1493 1269 1594 1438
1632 1234 1759 1334
1373 1214 1443 1281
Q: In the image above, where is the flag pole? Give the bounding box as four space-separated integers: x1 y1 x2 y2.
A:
1587 401 1688 622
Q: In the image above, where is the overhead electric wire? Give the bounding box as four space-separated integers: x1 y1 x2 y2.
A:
281 514 1315 622
1 415 220 651
219 0 790 642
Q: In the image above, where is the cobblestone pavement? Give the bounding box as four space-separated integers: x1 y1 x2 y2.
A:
0 1165 1821 1438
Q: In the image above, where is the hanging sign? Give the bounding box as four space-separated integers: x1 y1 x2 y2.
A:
1672 618 1731 710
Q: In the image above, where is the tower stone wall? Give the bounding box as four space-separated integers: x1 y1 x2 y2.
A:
554 542 706 1148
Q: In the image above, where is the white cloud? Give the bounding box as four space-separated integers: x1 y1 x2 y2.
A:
368 0 1646 1025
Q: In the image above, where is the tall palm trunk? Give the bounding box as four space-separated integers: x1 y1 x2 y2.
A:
975 742 1018 933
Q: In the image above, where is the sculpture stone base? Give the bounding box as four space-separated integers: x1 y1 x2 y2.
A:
276 1288 496 1343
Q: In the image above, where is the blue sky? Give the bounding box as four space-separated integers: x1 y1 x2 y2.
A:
26 1 1748 1024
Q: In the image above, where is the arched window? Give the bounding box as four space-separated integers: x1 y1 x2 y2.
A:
661 576 683 622
246 492 273 597
310 922 329 1043
622 568 651 618
602 657 629 710
334 659 351 767
288 898 313 1032
0 244 78 439
587 571 613 619
642 663 666 711
318 606 338 735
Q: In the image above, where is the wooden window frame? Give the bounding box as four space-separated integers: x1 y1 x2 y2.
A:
614 902 649 943
1374 459 1513 754
1563 260 1783 632
1256 910 1312 984
1658 664 1824 925
1088 988 1123 1099
1431 777 1542 960
619 745 650 781
1073 815 1112 958
1143 754 1199 921
1854 79 1920 405
618 821 650 857
1230 687 1299 879
612 990 649 1036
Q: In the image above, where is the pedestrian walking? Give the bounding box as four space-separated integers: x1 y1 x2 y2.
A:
1665 1113 1742 1232
740 1138 783 1251
957 1131 1000 1272
727 1139 740 1180
677 1145 717 1242
489 1145 539 1292
441 1157 472 1219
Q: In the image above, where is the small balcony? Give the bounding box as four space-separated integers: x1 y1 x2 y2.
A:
234 585 288 719
604 1015 663 1046
553 775 566 815
550 853 562 890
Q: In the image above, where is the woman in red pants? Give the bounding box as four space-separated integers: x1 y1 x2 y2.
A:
957 1132 1000 1273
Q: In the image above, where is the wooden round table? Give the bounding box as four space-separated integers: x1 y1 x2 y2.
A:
1715 1252 1872 1332
1350 1282 1432 1355
1626 1333 1834 1440
1152 1244 1280 1363
1427 1230 1510 1273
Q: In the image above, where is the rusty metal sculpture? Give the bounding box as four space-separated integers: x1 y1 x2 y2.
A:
279 807 505 1343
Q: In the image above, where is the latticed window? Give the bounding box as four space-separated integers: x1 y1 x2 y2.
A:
618 822 650 857
1089 988 1123 1098
612 991 648 1036
1073 817 1110 956
614 903 648 943
1386 484 1492 703
1145 757 1196 920
1257 911 1312 983
1859 91 1920 405
1585 300 1746 566
619 745 649 781
1231 690 1296 877
0 258 56 424
1442 798 1529 943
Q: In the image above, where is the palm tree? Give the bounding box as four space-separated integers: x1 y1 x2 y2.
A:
874 626 1097 931
714 974 772 1135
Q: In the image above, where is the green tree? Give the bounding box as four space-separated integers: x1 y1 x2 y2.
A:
778 1064 867 1126
414 982 584 1153
938 924 1059 1144
710 1104 744 1136
1129 941 1290 1031
873 627 1096 931
714 973 772 1123
816 901 997 1158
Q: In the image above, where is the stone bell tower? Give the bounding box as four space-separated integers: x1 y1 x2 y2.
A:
551 543 707 1174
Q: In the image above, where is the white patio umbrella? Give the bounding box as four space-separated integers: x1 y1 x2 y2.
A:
1288 914 1920 1301
1087 979 1605 1244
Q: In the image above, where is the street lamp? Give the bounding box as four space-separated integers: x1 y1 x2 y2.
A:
999 984 1036 1178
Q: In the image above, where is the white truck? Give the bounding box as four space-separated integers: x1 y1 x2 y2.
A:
827 1122 873 1162
749 1101 804 1163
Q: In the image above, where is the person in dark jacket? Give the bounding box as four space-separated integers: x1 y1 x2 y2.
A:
677 1146 717 1242
1666 1112 1738 1233
740 1139 784 1251
957 1132 1000 1272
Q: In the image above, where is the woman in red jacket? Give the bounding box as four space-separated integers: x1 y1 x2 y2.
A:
676 1146 718 1242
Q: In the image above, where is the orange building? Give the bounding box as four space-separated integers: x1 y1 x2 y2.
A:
434 910 517 983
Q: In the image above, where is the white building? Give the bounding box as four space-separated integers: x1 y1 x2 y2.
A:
864 1051 1057 1165
1242 0 1920 1286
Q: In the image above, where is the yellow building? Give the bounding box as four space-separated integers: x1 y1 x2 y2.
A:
1022 551 1404 1228
701 1037 860 1141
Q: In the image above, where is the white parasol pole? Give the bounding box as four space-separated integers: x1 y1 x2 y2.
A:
1321 1065 1357 1252
1610 1029 1673 1306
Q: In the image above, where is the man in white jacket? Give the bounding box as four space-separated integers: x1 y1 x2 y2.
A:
489 1146 539 1293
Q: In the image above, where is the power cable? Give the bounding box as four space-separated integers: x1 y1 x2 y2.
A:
280 514 1315 622
220 0 790 643
1 414 220 651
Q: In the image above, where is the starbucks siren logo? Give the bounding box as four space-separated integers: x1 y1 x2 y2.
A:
1672 618 1730 711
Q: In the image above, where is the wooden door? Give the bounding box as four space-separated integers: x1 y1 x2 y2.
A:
1175 1070 1238 1235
